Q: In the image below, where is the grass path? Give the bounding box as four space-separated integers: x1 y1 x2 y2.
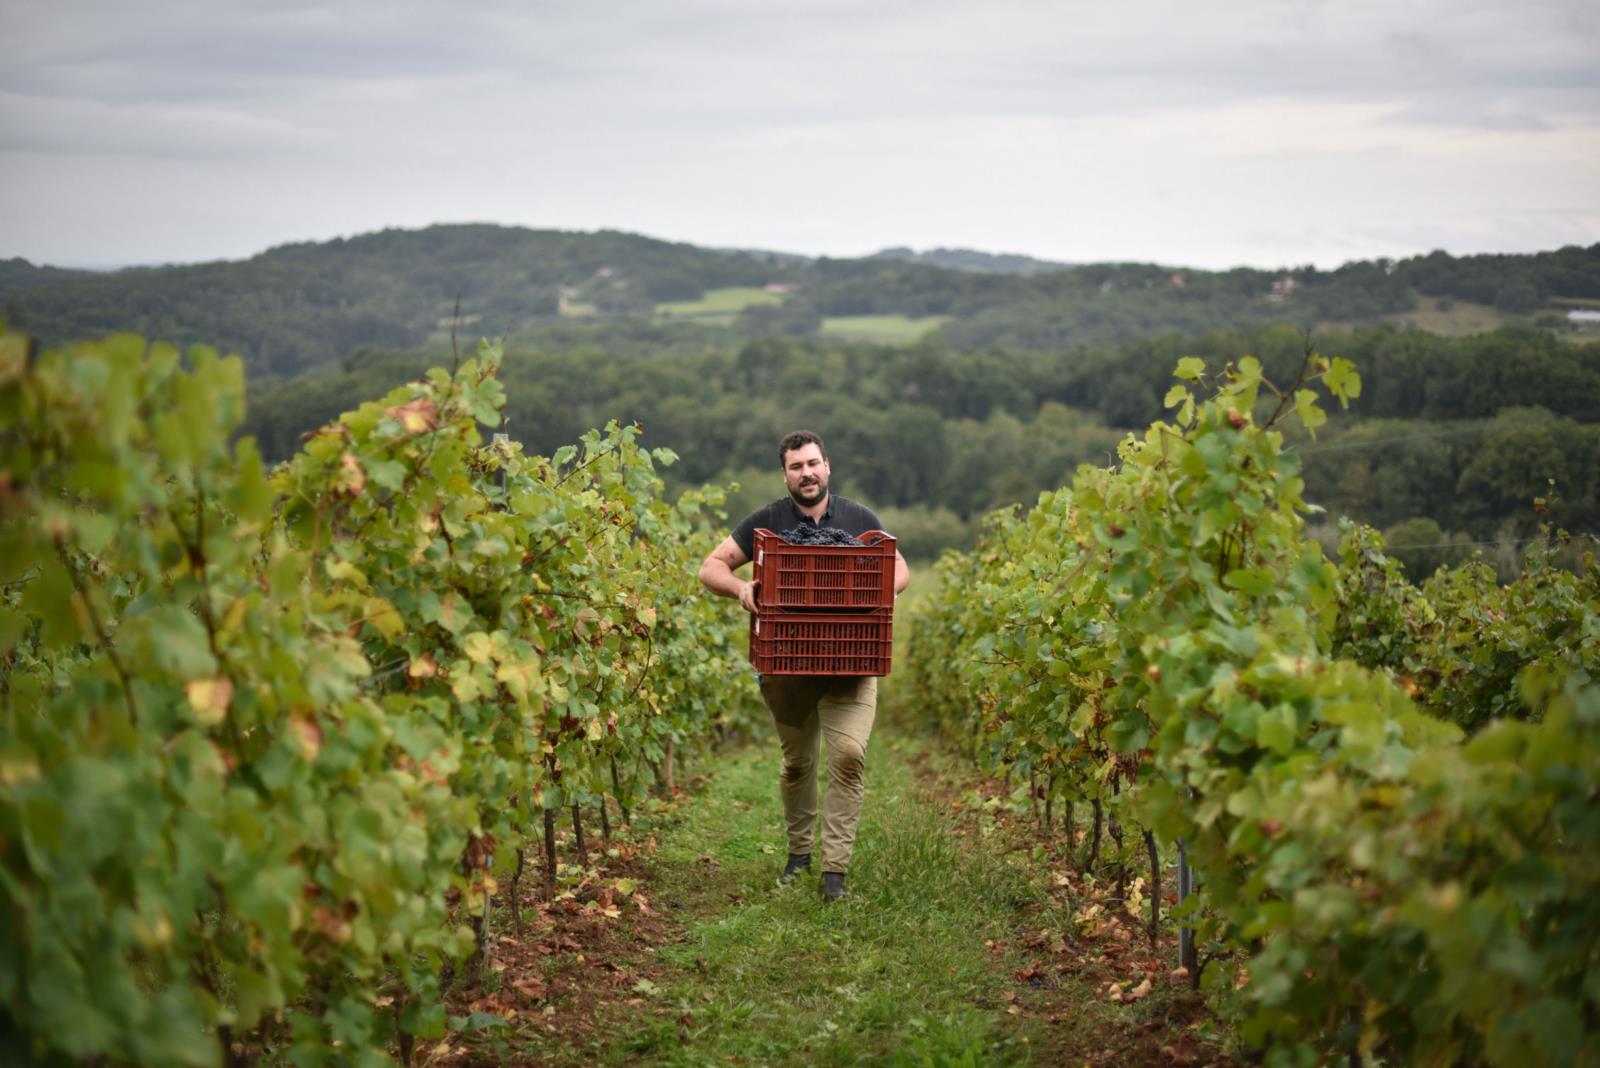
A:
561 733 1039 1065
445 721 1230 1065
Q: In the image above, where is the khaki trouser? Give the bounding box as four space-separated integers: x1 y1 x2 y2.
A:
758 675 878 874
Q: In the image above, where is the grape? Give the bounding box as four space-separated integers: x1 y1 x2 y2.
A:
776 526 863 546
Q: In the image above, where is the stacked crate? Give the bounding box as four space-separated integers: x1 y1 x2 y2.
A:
747 528 897 676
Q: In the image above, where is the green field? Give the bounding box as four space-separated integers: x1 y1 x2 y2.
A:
820 315 950 342
1381 296 1511 336
656 286 784 322
1313 293 1510 337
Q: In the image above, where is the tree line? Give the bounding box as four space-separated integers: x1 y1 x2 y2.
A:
237 324 1600 568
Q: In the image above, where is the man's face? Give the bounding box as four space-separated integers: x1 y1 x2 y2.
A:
782 442 830 506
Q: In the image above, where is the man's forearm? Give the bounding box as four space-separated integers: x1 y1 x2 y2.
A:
893 553 911 595
699 537 759 612
699 557 745 599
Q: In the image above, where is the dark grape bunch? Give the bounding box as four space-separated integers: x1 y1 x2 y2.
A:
777 526 864 546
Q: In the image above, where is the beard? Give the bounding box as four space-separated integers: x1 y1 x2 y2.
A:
788 476 827 505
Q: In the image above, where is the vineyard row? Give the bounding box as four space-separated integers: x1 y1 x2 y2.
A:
904 350 1599 1067
1 331 757 1065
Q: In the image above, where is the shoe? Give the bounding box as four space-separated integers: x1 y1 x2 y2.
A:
821 872 847 902
780 853 812 884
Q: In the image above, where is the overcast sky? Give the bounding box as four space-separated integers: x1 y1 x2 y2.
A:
4 0 1598 270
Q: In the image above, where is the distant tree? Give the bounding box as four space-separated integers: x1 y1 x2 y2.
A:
1494 280 1540 314
1382 516 1469 579
738 299 820 337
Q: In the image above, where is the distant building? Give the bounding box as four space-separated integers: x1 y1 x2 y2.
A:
1268 275 1299 302
1168 272 1187 288
1569 310 1600 330
764 282 796 294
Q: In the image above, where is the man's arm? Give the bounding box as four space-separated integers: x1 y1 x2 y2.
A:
859 508 910 597
698 536 759 613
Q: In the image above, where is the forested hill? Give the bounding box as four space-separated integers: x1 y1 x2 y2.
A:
865 246 1071 274
4 224 1598 378
0 257 89 292
0 228 783 378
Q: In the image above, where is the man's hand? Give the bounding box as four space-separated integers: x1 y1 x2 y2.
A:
738 579 760 613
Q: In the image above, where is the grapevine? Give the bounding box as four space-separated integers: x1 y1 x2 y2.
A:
905 345 1600 1066
0 329 757 1064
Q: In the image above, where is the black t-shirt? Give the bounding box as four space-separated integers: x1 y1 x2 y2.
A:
730 495 887 560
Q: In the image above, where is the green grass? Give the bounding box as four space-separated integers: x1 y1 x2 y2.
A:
656 287 784 320
1381 297 1510 336
820 315 950 343
568 734 1041 1066
1313 290 1515 337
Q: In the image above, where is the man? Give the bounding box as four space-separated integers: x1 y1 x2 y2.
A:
699 430 910 902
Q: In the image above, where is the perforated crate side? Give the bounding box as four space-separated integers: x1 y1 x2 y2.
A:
752 528 897 611
748 608 894 677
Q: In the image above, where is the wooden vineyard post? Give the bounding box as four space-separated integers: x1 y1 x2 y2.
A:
571 804 589 868
1177 838 1197 978
542 806 558 904
1144 830 1160 949
611 756 631 825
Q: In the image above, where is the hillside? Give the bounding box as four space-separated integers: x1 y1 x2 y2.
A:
0 257 89 293
3 225 1597 378
866 246 1071 274
0 226 789 377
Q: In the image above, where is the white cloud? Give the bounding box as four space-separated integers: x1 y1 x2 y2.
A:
0 90 329 156
1 0 1596 266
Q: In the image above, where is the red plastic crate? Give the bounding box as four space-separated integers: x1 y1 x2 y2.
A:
752 528 897 610
749 608 894 677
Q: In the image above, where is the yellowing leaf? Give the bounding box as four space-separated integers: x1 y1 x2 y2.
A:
324 558 369 589
0 333 26 384
186 677 234 725
384 396 440 435
131 913 174 949
338 451 366 497
408 653 438 678
220 596 249 635
462 632 494 664
451 671 482 703
365 596 403 638
0 756 42 786
573 606 600 641
288 714 323 761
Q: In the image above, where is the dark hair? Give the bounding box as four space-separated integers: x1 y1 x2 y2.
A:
778 430 826 466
